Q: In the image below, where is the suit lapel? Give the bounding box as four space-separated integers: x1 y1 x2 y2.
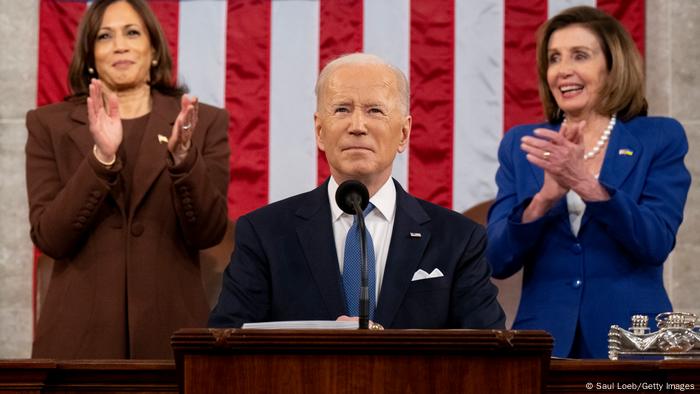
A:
129 92 177 216
598 121 641 190
68 104 93 155
581 121 641 227
295 182 346 318
374 181 430 327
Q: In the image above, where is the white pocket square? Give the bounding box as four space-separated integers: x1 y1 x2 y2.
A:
411 268 444 281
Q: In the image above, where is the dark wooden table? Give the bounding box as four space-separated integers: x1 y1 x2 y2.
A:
3 347 699 393
548 359 700 393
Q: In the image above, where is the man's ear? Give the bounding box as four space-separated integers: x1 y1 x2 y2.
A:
314 113 326 152
397 115 412 153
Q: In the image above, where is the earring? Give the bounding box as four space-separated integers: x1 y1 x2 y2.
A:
88 67 95 74
151 59 158 67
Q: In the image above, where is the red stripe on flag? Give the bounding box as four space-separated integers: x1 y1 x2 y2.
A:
148 0 179 79
225 0 271 219
316 0 363 185
37 0 86 106
503 0 547 132
408 0 454 208
597 0 645 57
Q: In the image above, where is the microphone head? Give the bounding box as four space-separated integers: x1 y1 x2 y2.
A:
335 180 369 214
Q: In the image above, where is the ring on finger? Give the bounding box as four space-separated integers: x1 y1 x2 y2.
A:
182 123 192 131
543 151 551 160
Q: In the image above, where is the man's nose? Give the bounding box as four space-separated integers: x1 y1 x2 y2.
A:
349 110 367 134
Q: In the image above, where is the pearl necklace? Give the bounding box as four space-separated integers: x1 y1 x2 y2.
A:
563 114 616 160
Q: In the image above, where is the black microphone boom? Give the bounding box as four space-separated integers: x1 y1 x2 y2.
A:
335 180 371 330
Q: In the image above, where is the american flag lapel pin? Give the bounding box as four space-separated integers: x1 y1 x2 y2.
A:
409 232 422 238
618 148 634 156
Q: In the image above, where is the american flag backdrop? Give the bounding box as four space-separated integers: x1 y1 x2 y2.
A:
36 0 644 218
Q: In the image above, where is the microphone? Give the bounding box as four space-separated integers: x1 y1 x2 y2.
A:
335 180 371 329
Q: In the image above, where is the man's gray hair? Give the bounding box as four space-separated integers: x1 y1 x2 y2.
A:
315 53 410 115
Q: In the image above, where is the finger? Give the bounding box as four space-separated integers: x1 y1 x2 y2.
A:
562 120 585 143
521 135 554 151
87 97 96 124
168 118 182 152
571 120 585 145
525 153 551 170
192 97 199 127
534 128 566 145
107 93 120 119
91 80 105 113
521 144 557 165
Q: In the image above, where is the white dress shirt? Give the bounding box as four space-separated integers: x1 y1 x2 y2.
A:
566 190 585 237
328 177 396 301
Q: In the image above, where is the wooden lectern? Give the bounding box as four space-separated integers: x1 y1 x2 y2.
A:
172 329 552 393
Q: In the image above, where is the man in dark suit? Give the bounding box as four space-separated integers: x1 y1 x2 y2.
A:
209 53 505 329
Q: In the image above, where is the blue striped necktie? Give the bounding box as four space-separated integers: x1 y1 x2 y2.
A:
342 203 376 319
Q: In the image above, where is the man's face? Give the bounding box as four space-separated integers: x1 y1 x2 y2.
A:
315 64 411 187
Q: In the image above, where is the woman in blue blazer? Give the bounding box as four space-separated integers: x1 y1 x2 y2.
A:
487 6 691 359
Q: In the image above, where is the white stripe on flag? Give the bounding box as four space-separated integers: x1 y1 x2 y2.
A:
363 0 411 191
453 0 504 213
268 0 320 203
548 0 596 18
177 0 227 107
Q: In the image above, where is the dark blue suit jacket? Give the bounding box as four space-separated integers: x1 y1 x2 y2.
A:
210 179 505 329
487 116 690 358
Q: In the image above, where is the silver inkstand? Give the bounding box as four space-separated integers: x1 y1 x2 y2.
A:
608 312 700 360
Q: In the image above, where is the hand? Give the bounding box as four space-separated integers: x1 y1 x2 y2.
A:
521 121 588 190
336 315 383 329
87 79 122 163
168 94 199 165
521 121 608 201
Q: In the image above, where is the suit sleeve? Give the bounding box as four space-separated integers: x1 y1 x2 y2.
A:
486 129 568 279
208 215 271 327
585 119 690 266
25 108 123 259
168 106 230 249
451 223 506 329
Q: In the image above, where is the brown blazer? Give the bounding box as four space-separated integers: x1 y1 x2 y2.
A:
25 91 230 359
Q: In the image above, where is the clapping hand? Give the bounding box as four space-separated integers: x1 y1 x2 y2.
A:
168 94 199 165
87 79 122 165
521 120 588 194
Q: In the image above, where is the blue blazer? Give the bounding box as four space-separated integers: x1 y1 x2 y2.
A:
487 116 691 358
210 179 505 329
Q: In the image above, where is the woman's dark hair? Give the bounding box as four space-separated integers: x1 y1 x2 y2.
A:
536 6 647 123
67 0 185 99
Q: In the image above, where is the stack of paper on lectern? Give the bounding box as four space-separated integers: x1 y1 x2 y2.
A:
241 320 359 329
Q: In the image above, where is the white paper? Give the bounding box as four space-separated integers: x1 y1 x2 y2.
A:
242 320 359 330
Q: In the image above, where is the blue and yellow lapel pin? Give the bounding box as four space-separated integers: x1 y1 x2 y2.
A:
618 148 634 156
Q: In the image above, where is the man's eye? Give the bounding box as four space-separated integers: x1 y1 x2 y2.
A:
369 108 384 115
334 107 349 113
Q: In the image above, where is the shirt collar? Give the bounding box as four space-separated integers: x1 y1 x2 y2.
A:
328 176 396 222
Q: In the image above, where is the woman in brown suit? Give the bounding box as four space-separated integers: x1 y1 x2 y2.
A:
25 0 229 359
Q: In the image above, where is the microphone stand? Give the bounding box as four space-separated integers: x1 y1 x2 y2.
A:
351 199 370 330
